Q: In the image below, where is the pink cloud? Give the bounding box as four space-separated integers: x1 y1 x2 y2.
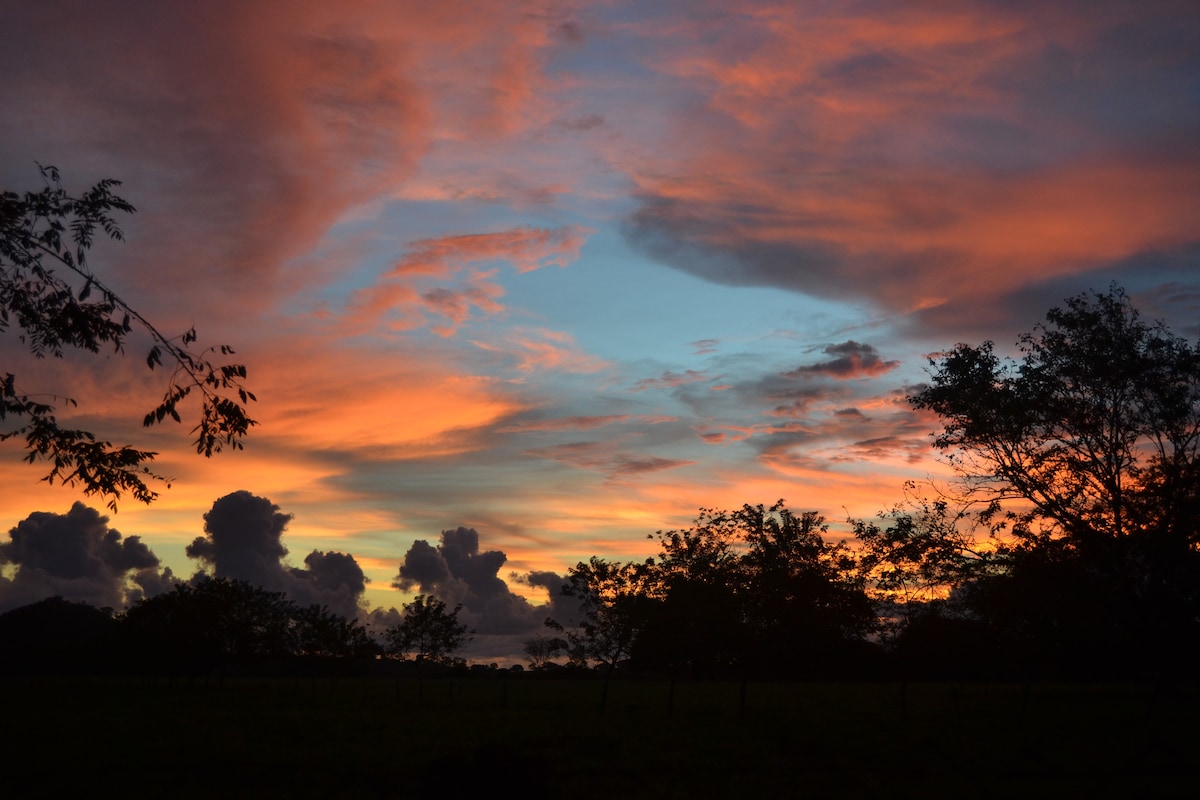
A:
623 1 1200 317
345 225 593 334
0 1 582 329
470 327 609 374
389 226 594 278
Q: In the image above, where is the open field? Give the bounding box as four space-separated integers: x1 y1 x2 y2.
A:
4 677 1198 798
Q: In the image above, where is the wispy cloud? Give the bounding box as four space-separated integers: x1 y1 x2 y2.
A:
630 369 713 392
471 327 610 374
347 225 594 335
389 226 595 277
524 441 694 482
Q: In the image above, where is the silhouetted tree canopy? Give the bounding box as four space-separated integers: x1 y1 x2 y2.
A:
905 284 1200 677
910 283 1200 549
293 603 378 659
384 594 470 665
0 165 255 509
542 502 877 680
120 577 299 672
642 503 876 677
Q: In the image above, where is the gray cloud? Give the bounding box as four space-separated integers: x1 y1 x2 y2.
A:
522 441 694 481
630 369 713 392
784 341 900 379
0 503 174 612
908 247 1200 343
188 491 367 619
556 113 603 131
394 527 573 643
188 491 292 583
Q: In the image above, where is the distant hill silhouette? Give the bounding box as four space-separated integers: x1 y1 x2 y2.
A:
0 596 117 674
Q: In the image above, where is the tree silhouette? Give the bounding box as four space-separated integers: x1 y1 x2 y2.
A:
544 503 878 685
636 508 747 677
851 487 997 641
293 604 377 659
384 594 470 666
910 283 1200 548
908 284 1200 677
556 557 649 671
736 503 876 675
119 578 296 676
522 633 566 670
1 165 255 509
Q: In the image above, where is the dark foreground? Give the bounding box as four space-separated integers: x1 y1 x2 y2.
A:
4 677 1197 798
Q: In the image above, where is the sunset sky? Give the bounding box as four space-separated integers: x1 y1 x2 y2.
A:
2 1 1199 653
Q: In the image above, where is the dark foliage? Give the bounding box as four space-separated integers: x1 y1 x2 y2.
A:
118 577 375 676
910 283 1200 548
544 502 878 680
384 593 470 665
1 165 255 509
903 284 1200 678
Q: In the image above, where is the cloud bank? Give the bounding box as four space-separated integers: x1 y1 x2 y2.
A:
0 503 174 612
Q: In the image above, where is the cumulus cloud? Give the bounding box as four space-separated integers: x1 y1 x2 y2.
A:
0 503 174 612
187 491 367 619
784 341 900 380
392 527 575 655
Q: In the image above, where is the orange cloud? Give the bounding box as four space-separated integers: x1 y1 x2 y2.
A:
784 341 901 379
249 337 521 458
347 225 594 335
625 1 1200 317
390 226 594 277
470 327 610 374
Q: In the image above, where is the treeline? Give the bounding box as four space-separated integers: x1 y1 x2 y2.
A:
0 579 466 679
532 494 1200 684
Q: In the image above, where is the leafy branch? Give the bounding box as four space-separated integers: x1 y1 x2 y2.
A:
0 164 256 508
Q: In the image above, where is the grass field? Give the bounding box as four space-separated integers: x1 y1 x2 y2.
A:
3 677 1197 798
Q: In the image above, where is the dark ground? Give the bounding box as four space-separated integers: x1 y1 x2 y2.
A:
3 677 1197 798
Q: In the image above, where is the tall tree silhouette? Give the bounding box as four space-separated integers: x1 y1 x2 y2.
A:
910 284 1200 548
909 284 1200 677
